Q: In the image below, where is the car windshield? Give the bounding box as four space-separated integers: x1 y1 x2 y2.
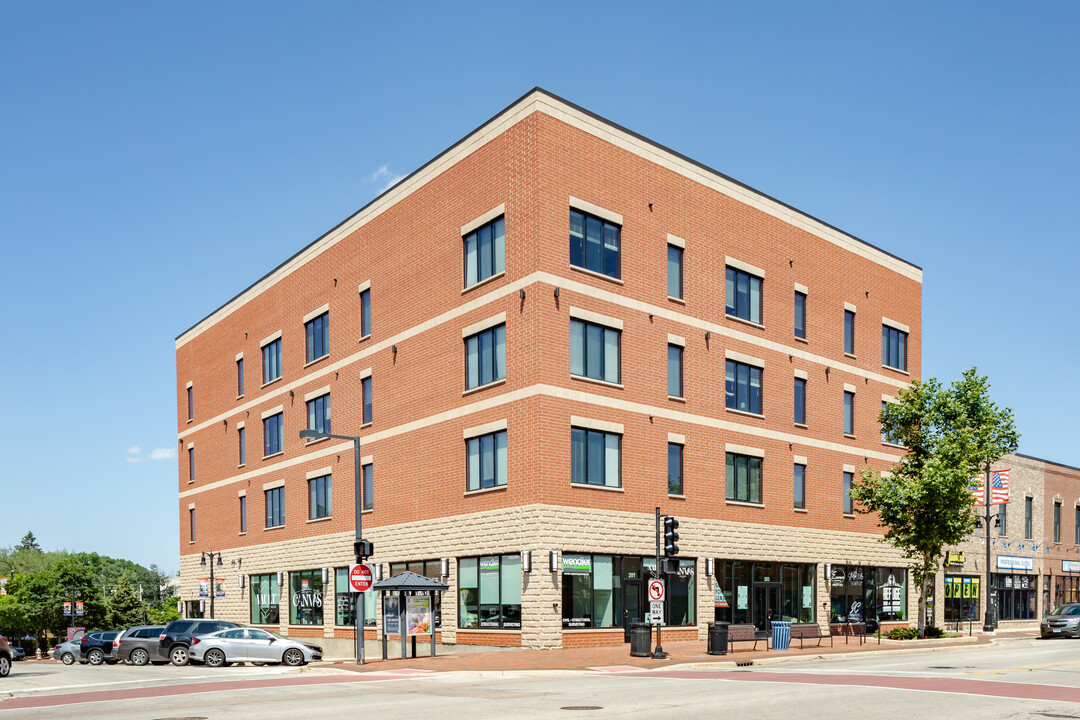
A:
1049 605 1080 616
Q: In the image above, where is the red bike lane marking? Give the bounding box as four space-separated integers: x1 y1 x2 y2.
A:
0 674 383 711
633 670 1080 703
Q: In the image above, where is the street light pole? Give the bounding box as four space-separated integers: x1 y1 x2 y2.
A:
201 552 223 619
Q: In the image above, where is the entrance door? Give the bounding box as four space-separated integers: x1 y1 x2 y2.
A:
753 584 781 633
622 579 643 639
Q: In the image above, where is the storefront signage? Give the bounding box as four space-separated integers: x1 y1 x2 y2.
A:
737 585 748 610
385 595 400 634
714 585 729 608
406 595 432 636
292 589 323 609
561 555 591 575
996 555 1034 571
802 586 812 609
198 578 209 598
830 567 845 586
1063 561 1080 573
480 557 500 572
881 574 902 613
946 551 965 566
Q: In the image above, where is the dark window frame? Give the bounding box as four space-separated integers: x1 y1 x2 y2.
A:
362 376 372 425
262 338 282 384
239 495 247 533
667 243 683 299
305 311 330 364
843 391 855 435
726 452 762 504
360 289 371 338
308 474 332 520
263 412 283 457
249 574 280 624
187 385 193 420
237 358 244 397
189 508 195 541
306 393 331 435
465 324 507 390
668 442 684 495
188 447 195 483
882 325 908 371
725 266 763 324
668 344 683 398
1054 502 1061 543
463 216 506 288
725 360 762 414
266 486 284 528
794 463 806 509
569 209 621 280
794 377 806 425
570 319 621 384
844 310 855 355
1025 497 1033 539
362 463 373 511
238 426 246 465
843 471 854 514
571 427 622 488
466 430 508 492
794 291 806 339
458 554 523 630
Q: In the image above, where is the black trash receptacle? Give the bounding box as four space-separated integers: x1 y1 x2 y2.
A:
707 621 729 655
629 623 652 657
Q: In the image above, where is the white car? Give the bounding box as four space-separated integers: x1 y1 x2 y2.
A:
188 627 322 667
53 637 86 665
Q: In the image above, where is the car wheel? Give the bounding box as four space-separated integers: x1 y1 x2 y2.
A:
61 652 75 665
282 648 304 667
130 648 149 666
88 649 104 666
204 649 226 668
0 656 10 678
169 646 189 666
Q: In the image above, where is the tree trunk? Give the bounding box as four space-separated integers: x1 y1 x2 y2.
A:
918 556 930 638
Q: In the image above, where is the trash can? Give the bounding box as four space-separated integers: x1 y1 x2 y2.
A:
771 620 791 651
707 621 729 655
629 623 652 657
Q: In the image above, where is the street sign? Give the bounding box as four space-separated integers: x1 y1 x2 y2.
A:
648 579 666 602
349 563 374 593
650 600 664 625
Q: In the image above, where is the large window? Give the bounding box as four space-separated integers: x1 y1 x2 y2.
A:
458 555 521 629
362 376 372 424
667 344 683 398
843 391 854 435
265 487 284 528
725 360 762 414
843 471 854 514
309 474 331 520
262 338 282 384
388 560 443 628
794 377 806 425
943 575 981 623
844 310 855 354
466 430 508 491
562 554 695 629
794 291 806 339
464 216 505 287
249 574 280 624
882 325 908 371
726 266 762 324
465 324 506 390
570 319 620 384
570 210 620 279
1025 497 1033 539
992 574 1037 621
714 560 815 627
360 288 371 338
794 464 806 510
334 567 376 626
667 244 683 299
726 453 762 504
362 463 373 511
668 443 683 495
306 393 330 435
264 412 283 456
289 570 323 626
1055 502 1062 543
305 312 329 363
571 427 621 488
829 565 908 624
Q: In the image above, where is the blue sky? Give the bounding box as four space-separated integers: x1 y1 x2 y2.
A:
2 2 1077 573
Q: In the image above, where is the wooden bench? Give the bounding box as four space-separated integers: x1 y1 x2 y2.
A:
790 623 833 648
727 624 767 651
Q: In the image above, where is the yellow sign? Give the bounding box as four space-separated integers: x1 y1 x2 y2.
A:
946 552 965 565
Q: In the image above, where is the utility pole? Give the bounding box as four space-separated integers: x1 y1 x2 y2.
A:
653 507 665 659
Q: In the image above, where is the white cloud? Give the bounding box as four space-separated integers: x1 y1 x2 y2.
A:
125 456 143 464
127 445 141 455
380 174 404 192
367 164 391 183
366 164 404 193
149 448 177 461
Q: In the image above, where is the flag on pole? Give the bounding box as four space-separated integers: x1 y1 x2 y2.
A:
970 469 1010 506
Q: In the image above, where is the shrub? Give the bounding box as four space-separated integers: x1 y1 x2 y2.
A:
924 625 944 639
886 626 919 640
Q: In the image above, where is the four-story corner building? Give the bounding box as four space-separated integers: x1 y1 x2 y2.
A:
175 88 923 653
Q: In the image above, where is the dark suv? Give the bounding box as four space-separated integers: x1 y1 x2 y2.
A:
80 631 121 665
114 625 166 665
158 620 237 666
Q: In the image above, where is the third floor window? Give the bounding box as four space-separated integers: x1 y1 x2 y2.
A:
570 210 620 279
262 338 282 384
464 216 505 287
570 319 620 384
725 360 762 415
726 267 762 324
305 312 329 364
307 393 330 435
465 324 506 390
882 325 908 371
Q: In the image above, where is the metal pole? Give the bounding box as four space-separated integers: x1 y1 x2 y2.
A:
209 555 216 620
653 507 665 659
982 461 995 633
354 436 365 665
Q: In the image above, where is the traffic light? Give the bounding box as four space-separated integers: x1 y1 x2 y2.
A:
354 539 374 560
663 516 680 557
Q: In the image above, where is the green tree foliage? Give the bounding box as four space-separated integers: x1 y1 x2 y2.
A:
106 576 145 628
147 596 181 625
18 532 41 551
850 368 1019 635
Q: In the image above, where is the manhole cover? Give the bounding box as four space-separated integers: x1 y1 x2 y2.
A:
560 707 603 711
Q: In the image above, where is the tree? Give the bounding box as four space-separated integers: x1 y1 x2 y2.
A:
147 596 181 625
18 532 41 552
850 368 1019 636
106 576 144 628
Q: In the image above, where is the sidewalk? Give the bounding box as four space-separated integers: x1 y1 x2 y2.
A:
322 629 1039 674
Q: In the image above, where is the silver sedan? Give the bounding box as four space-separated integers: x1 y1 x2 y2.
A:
187 627 322 667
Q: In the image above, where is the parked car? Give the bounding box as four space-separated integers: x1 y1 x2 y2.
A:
0 636 11 678
10 645 25 661
114 625 166 666
157 619 237 666
1041 603 1080 638
80 631 122 665
188 627 322 667
53 638 86 665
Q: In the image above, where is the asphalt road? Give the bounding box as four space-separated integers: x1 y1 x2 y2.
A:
2 637 1078 719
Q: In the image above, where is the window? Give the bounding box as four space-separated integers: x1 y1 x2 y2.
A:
794 291 806 339
239 496 247 533
189 508 195 542
667 344 683 398
306 393 330 435
262 338 282 384
725 360 762 414
188 447 195 483
264 413 283 456
726 453 762 504
794 464 806 509
668 443 683 495
999 505 1007 537
1025 497 1033 539
187 385 193 420
1054 502 1061 543
794 378 806 425
570 210 620 279
844 310 855 355
882 325 908 371
289 570 323 626
309 474 332 520
362 463 373 511
992 574 1036 620
266 487 284 528
466 430 507 491
716 560 814 626
843 391 854 435
725 266 762 324
570 319 620 384
829 565 908 623
465 324 506 390
943 575 981 623
458 555 522 629
360 288 371 338
880 402 889 444
571 427 621 487
1076 507 1079 545
237 358 244 397
388 560 443 628
335 567 376 626
563 554 696 629
667 244 683 299
843 471 854 514
238 426 246 465
362 376 372 424
464 216 505 287
305 312 329 363
249 574 280 624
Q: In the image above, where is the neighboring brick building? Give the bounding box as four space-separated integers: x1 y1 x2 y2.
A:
175 88 925 653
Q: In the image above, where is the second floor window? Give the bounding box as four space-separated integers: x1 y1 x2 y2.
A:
360 288 371 338
726 266 762 324
363 463 373 511
882 325 908 371
362 376 372 424
794 463 806 509
465 324 506 390
305 312 329 363
188 447 195 482
307 393 330 435
667 244 683 299
571 427 621 488
466 430 507 491
725 360 762 414
187 385 193 420
570 210 620 279
1025 497 1033 539
668 443 683 495
237 358 244 396
264 412 283 456
726 453 762 504
794 291 806 339
999 505 1007 536
794 377 806 425
667 344 683 398
266 487 284 528
844 310 855 354
239 495 247 533
1054 502 1061 543
570 319 620 384
309 474 332 520
844 391 855 435
464 216 505 287
843 471 854 514
262 339 282 384
238 427 246 465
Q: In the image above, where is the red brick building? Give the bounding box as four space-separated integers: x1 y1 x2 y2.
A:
175 88 923 653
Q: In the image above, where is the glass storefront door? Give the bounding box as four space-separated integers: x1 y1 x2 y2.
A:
753 584 781 632
622 579 642 632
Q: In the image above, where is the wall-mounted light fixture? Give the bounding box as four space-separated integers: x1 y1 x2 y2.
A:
553 287 560 298
440 558 450 577
519 288 526 300
824 564 831 583
392 345 398 354
521 550 532 573
549 550 559 573
289 390 294 399
705 331 711 341
705 558 714 577
374 563 384 581
321 567 329 584
277 571 285 587
237 574 245 588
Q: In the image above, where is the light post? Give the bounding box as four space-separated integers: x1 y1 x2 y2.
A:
300 428 370 665
983 442 1018 633
200 552 224 619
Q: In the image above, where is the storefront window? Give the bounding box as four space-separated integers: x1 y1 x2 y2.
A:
562 554 694 628
1057 575 1080 607
943 576 980 622
829 565 907 624
992 574 1037 620
457 555 521 629
716 560 814 628
289 570 323 626
388 560 443 628
334 568 376 627
249 574 279 624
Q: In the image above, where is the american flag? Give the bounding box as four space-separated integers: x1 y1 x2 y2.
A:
970 470 1010 506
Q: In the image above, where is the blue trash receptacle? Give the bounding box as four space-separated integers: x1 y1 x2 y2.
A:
771 621 791 651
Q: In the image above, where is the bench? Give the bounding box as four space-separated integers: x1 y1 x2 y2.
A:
790 623 833 649
728 624 767 652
